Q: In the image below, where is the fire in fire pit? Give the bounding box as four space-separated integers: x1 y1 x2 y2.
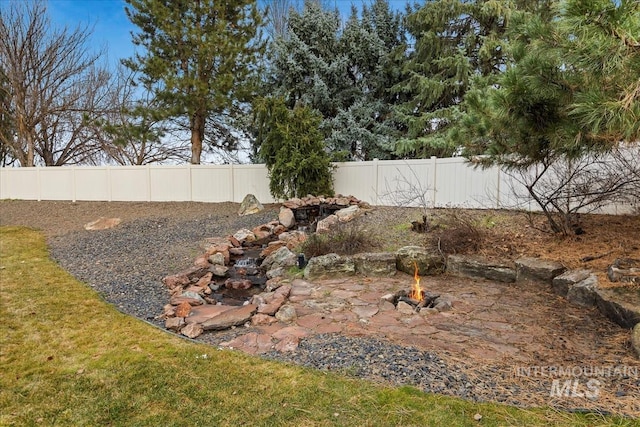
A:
409 262 424 301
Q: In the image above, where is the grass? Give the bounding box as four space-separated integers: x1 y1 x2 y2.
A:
0 226 635 426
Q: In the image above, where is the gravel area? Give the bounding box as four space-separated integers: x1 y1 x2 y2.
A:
48 209 278 326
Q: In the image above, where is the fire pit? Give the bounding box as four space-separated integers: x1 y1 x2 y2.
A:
382 263 452 315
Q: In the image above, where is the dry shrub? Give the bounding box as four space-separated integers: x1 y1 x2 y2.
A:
301 223 376 257
429 209 484 255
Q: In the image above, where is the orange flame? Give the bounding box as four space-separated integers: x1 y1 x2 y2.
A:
409 262 424 301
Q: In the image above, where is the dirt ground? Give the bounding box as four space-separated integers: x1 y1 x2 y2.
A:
1 200 639 416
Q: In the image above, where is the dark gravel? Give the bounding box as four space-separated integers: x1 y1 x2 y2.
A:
49 210 279 326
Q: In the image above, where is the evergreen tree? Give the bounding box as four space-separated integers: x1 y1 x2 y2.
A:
394 0 545 158
262 0 406 161
458 0 640 167
123 0 264 164
253 97 334 199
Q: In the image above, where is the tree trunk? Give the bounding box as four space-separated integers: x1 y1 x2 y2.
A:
190 112 205 165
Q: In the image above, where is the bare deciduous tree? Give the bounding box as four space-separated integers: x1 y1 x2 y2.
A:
0 0 109 166
93 66 189 165
505 145 640 235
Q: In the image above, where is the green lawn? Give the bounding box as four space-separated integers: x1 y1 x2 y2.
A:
0 226 632 426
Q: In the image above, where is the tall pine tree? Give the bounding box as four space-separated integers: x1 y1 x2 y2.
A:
123 0 264 164
458 0 639 167
394 0 545 158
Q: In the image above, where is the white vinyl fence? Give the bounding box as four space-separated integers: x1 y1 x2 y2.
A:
0 157 636 214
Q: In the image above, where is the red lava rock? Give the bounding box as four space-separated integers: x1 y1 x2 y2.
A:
174 301 192 318
195 272 213 288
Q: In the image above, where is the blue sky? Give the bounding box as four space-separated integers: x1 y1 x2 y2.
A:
46 0 413 69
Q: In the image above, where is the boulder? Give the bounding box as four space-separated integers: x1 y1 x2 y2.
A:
201 304 257 330
552 269 591 297
303 253 356 280
278 207 296 229
210 264 229 278
352 252 397 277
84 217 121 230
515 257 566 283
238 194 264 216
395 246 445 276
446 254 516 283
632 323 640 359
595 287 640 329
566 274 599 307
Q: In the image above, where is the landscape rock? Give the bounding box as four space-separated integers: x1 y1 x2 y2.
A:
201 304 257 330
595 287 640 329
261 246 297 272
566 274 599 307
316 214 339 233
446 255 516 283
185 304 235 324
515 257 566 283
335 205 361 222
303 253 356 280
607 258 640 284
208 253 226 266
552 269 591 297
352 252 397 277
396 246 445 276
233 228 256 244
170 291 205 306
210 264 229 278
632 324 640 359
278 207 296 229
238 194 264 216
275 304 297 323
174 301 192 317
165 317 185 332
83 217 121 230
180 323 203 339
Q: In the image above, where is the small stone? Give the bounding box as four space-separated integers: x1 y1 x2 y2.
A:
165 317 185 332
174 301 192 317
180 323 203 339
208 253 225 266
396 301 415 315
275 304 297 323
473 413 482 421
83 217 121 230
